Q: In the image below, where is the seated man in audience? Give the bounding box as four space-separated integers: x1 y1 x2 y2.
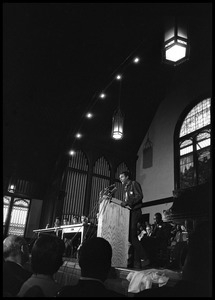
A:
18 234 65 297
145 224 153 237
3 234 32 297
137 224 146 241
56 237 125 297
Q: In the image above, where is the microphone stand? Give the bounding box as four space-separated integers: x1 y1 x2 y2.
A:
99 186 131 210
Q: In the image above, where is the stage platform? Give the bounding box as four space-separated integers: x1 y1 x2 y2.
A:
54 257 182 297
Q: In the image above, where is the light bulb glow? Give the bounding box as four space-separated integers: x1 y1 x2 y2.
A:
69 150 76 156
100 93 106 98
116 74 122 80
86 112 93 118
9 184 15 193
112 132 123 140
75 133 82 139
133 57 140 63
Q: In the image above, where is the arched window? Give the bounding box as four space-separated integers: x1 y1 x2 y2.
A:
3 196 30 237
175 98 211 190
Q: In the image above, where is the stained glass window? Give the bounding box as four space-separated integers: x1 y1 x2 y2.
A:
3 196 30 237
3 196 11 225
180 98 211 137
177 98 211 189
8 198 30 236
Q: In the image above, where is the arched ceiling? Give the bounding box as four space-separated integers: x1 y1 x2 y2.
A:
3 3 212 185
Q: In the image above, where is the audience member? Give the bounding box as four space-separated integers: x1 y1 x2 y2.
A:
56 237 125 297
3 235 32 297
18 234 65 297
141 213 172 267
62 217 69 225
135 220 212 297
151 213 172 241
168 223 189 270
170 224 183 245
169 222 177 243
137 224 146 241
62 217 73 257
145 224 153 237
136 222 142 235
54 217 61 227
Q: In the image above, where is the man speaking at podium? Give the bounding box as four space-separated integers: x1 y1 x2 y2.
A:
119 171 150 269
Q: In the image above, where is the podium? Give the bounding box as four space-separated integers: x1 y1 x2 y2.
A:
97 195 130 268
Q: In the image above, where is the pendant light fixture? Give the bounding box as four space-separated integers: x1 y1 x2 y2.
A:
111 75 124 140
112 108 124 140
8 184 16 193
163 17 189 66
8 175 16 193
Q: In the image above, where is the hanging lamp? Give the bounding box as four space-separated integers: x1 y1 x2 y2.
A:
8 176 16 193
163 17 189 66
111 77 124 140
112 108 124 140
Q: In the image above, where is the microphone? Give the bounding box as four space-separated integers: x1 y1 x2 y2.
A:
110 187 117 193
105 184 116 190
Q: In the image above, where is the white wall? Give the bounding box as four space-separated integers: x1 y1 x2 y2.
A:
136 59 211 221
137 89 192 201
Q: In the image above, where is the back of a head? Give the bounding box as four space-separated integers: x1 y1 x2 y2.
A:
78 237 112 281
31 234 65 276
3 235 29 264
